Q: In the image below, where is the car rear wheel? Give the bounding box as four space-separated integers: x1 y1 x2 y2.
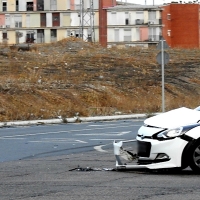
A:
189 142 200 173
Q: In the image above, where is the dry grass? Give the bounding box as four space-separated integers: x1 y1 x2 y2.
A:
0 38 200 122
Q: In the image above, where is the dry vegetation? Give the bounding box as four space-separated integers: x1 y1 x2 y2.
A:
0 38 200 122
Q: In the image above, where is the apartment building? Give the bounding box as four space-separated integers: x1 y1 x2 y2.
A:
0 0 100 44
105 4 162 48
162 2 200 48
0 0 163 48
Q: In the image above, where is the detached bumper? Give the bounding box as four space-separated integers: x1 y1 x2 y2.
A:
113 137 188 170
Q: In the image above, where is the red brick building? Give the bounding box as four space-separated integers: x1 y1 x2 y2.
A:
162 3 200 48
99 0 117 47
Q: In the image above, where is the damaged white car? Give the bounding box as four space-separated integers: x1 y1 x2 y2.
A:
114 106 200 172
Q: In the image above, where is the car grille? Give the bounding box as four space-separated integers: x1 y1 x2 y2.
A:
137 141 151 157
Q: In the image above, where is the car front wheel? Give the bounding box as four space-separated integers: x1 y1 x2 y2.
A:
189 142 200 173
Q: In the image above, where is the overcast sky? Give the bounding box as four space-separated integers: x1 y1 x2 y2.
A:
124 0 191 5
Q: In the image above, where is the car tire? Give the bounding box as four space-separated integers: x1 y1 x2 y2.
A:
189 141 200 173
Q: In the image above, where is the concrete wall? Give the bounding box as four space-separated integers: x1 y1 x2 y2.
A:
44 0 50 11
57 29 66 41
0 14 5 26
57 0 67 10
7 0 15 11
7 30 16 44
61 13 70 26
30 14 40 27
44 29 51 43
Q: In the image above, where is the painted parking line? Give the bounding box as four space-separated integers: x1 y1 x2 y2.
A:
94 144 108 153
76 131 131 136
28 138 87 144
91 139 126 141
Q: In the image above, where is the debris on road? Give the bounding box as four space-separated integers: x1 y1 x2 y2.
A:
69 166 116 172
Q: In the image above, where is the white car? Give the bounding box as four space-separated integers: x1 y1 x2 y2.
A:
113 106 200 172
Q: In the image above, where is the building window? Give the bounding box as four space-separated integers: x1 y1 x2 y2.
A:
124 28 131 42
50 0 57 10
37 0 44 11
51 29 57 42
52 13 60 26
26 32 35 43
15 15 22 28
111 11 117 25
3 2 7 11
5 14 10 28
148 11 156 20
125 11 129 25
40 13 46 27
16 0 19 11
167 14 171 20
27 2 33 11
167 30 171 36
114 29 119 42
3 32 7 40
37 29 44 43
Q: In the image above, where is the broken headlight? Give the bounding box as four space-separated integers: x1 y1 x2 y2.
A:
157 127 183 139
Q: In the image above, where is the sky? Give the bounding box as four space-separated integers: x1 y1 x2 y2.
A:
123 0 192 5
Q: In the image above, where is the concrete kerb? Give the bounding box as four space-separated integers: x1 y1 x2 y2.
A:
0 114 147 127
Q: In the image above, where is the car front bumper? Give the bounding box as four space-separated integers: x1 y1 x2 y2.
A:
113 137 188 170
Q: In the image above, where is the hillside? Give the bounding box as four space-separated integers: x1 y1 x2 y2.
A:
0 38 200 122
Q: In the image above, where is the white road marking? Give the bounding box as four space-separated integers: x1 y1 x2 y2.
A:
94 145 108 152
76 131 131 136
28 138 87 144
29 139 87 144
0 124 140 139
118 131 131 135
89 122 133 127
75 140 88 143
0 138 25 140
90 139 125 141
89 124 117 127
29 141 73 143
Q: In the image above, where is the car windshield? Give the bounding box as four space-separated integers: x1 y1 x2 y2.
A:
194 106 200 111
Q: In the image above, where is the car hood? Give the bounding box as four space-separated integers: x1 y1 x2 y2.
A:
144 107 200 129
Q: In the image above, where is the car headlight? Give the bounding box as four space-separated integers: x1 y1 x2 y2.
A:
157 127 183 139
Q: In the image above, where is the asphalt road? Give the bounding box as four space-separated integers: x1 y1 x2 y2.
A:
0 119 142 162
1 120 200 200
1 150 200 200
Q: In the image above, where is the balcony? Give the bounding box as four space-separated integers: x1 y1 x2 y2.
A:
148 35 161 41
135 19 144 25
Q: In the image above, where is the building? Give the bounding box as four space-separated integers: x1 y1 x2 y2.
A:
105 4 162 48
0 0 100 44
162 2 200 48
6 0 200 49
0 0 163 47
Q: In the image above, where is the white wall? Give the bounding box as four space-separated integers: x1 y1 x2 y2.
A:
70 13 79 26
0 31 2 42
108 28 126 42
18 0 26 11
44 29 51 43
44 0 50 10
107 11 127 26
46 13 52 27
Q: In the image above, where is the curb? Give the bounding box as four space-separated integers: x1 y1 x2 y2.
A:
0 114 147 127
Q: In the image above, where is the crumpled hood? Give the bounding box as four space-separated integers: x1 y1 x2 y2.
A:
144 107 200 129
